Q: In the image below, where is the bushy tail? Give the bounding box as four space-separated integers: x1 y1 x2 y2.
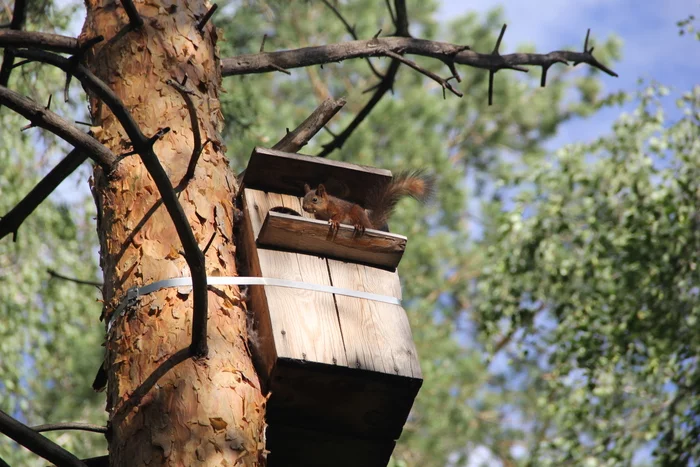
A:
367 170 435 228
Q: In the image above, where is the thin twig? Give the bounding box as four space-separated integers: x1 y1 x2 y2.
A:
385 0 396 26
273 96 346 153
202 231 216 255
0 409 86 467
316 0 410 158
32 422 107 434
321 0 383 79
196 4 218 32
166 78 204 185
48 269 103 288
318 60 400 157
0 86 115 167
384 49 462 97
0 149 88 241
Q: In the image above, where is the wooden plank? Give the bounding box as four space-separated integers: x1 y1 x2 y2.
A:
327 260 422 380
257 211 406 271
237 190 277 385
242 147 392 205
267 422 396 467
242 189 347 368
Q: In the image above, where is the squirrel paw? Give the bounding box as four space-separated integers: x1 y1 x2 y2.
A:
326 220 340 241
352 224 365 238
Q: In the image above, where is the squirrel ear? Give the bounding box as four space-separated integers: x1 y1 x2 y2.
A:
317 184 327 196
304 183 311 194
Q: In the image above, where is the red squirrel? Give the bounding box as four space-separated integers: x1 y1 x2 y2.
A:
302 170 434 239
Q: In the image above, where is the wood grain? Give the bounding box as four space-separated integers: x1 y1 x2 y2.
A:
257 211 406 271
242 147 392 205
327 260 422 379
243 189 346 369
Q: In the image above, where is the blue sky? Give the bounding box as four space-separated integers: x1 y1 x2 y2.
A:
438 0 699 150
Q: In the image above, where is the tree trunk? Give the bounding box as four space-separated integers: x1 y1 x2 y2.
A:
80 1 267 465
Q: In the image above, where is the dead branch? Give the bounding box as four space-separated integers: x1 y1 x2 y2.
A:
48 269 103 288
0 148 88 241
11 48 209 357
316 0 411 158
221 33 616 80
384 49 462 97
0 30 78 53
317 59 399 158
196 4 218 32
0 409 87 467
0 0 27 110
119 0 143 30
166 77 206 185
0 86 116 167
273 96 346 153
321 0 383 79
32 422 107 434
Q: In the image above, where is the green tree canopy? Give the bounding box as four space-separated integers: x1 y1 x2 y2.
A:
474 83 699 465
0 0 628 465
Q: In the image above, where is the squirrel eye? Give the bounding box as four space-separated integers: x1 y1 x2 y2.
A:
312 197 318 202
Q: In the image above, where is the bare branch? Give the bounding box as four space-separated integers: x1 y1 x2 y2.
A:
0 86 116 167
321 0 383 79
392 0 410 36
166 78 206 184
11 48 209 357
316 0 411 158
32 422 107 434
221 35 617 79
0 0 27 110
385 0 396 27
119 0 143 30
12 48 144 144
48 269 103 288
0 30 79 53
317 60 400 157
196 4 218 33
0 149 89 241
273 96 346 153
384 49 462 97
0 409 86 467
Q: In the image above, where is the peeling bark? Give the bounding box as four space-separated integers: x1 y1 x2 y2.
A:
80 1 267 465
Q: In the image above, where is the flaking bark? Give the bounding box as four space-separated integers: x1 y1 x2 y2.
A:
79 0 267 465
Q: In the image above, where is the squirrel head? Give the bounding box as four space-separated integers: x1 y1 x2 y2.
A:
302 183 328 214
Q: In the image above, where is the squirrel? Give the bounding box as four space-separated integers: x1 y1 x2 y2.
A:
302 170 434 239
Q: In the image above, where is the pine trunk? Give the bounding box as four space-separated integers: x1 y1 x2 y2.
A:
79 1 267 465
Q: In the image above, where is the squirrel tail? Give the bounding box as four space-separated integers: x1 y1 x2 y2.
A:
367 169 435 228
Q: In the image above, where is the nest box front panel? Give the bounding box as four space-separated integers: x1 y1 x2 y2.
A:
243 189 347 371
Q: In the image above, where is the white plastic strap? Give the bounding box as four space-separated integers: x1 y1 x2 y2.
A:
107 276 401 331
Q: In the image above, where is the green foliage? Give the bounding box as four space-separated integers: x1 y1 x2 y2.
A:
0 114 106 465
474 84 700 465
217 1 621 465
0 4 105 466
0 0 631 465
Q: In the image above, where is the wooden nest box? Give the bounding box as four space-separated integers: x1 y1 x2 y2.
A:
237 147 423 467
